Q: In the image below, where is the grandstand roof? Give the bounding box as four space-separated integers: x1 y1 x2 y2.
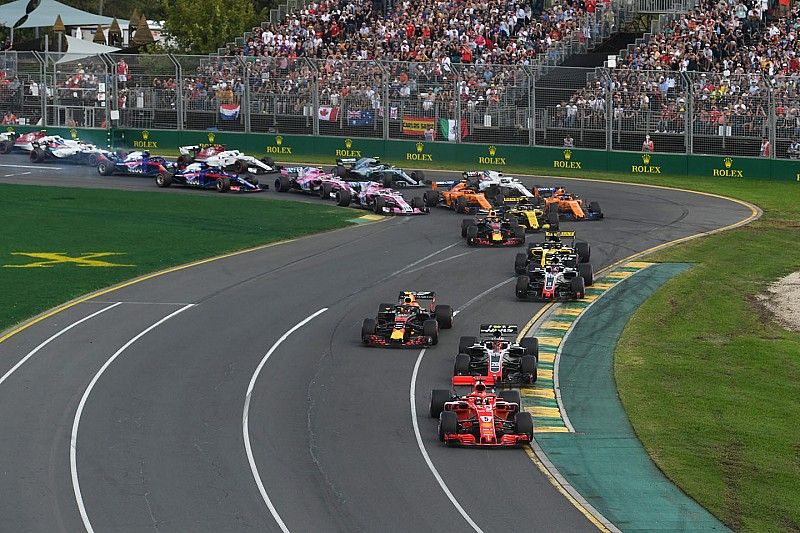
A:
0 0 127 29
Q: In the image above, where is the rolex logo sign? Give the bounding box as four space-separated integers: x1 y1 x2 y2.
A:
553 149 581 169
630 152 661 174
478 145 506 165
406 141 432 161
207 132 216 143
70 128 78 140
133 129 158 149
336 138 361 157
713 157 743 177
266 135 292 155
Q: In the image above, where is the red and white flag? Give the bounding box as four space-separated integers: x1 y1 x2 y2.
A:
318 106 339 121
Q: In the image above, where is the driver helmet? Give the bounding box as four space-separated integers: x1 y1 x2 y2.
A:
403 294 419 307
475 381 486 393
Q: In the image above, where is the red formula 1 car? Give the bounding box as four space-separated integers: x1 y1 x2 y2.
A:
361 291 453 347
429 376 533 447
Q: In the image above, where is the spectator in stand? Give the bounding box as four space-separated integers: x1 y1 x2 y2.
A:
642 134 654 152
564 134 574 147
2 111 17 124
760 138 771 157
787 139 800 159
117 59 128 89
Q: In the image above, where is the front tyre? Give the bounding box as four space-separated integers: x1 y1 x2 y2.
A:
423 319 439 345
216 177 231 193
430 389 451 418
434 304 453 329
361 318 376 344
438 411 458 444
155 172 172 187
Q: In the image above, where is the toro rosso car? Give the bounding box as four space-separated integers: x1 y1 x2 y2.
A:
538 187 603 221
330 181 428 215
515 232 594 300
430 377 533 447
333 157 427 188
0 130 48 153
461 210 525 246
29 136 112 165
156 162 262 193
361 291 453 347
454 325 539 386
178 144 278 174
274 166 346 198
97 151 178 177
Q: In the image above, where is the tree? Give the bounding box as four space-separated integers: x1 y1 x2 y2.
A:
162 0 258 54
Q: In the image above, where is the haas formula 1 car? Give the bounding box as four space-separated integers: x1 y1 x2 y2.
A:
515 232 594 300
461 210 525 246
430 377 533 447
178 144 278 174
156 162 261 193
97 151 177 177
0 130 48 153
29 136 112 165
274 166 346 199
454 324 539 386
333 157 427 188
361 291 453 347
539 187 603 221
329 181 428 215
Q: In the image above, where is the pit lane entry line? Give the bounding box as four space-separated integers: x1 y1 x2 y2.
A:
71 304 195 533
243 307 329 533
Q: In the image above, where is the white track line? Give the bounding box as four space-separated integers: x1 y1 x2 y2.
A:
71 304 194 533
3 171 31 177
243 307 328 533
411 349 484 533
387 242 460 278
0 163 63 170
0 302 122 388
404 252 472 276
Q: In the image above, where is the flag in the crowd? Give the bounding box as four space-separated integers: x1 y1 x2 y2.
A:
402 116 434 136
318 106 339 121
378 107 399 119
438 118 469 142
347 110 374 126
219 103 240 120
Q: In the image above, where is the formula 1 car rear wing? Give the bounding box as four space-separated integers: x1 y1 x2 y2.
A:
544 231 576 244
479 324 518 338
451 375 496 387
536 186 558 198
398 290 435 301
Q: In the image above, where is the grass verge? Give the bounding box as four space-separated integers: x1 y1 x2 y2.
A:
0 183 356 333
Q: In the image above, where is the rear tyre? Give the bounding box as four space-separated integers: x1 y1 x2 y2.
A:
373 196 386 214
514 412 534 441
334 165 347 178
515 253 528 275
455 196 468 213
320 182 333 199
155 172 172 188
335 188 352 207
438 411 458 443
546 211 559 229
453 353 471 375
571 276 586 299
361 318 376 343
589 201 602 218
176 154 192 166
0 140 11 153
423 189 439 207
466 224 478 245
461 220 475 238
423 319 439 345
458 336 477 354
97 161 114 176
275 175 291 192
261 156 275 168
216 177 231 192
430 389 451 418
246 175 259 186
521 354 538 383
434 305 453 329
520 337 539 358
411 170 426 183
575 241 591 263
30 148 45 163
500 390 522 406
411 196 425 210
234 159 248 173
516 275 530 299
578 262 594 286
87 154 99 167
513 225 525 242
494 193 505 206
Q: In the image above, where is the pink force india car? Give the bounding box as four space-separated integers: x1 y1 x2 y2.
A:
325 180 429 215
273 166 352 205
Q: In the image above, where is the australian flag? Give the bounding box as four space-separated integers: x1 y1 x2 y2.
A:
347 110 374 126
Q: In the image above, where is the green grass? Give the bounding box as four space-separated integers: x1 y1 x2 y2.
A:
0 183 356 333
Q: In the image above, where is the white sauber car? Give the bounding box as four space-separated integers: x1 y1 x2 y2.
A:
29 135 113 165
178 144 278 174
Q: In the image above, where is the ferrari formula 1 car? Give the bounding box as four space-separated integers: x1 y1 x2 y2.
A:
454 324 539 386
29 136 112 165
329 181 428 215
333 157 427 188
429 377 533 447
515 232 594 300
156 162 262 193
178 144 278 174
461 210 525 246
361 291 453 347
538 187 603 221
0 130 48 153
97 151 178 177
274 166 346 199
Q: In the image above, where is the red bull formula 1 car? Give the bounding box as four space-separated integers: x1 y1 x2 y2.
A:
361 291 453 347
461 210 525 246
454 325 539 386
429 377 533 447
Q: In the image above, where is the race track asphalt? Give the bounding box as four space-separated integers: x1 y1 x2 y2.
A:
0 154 754 532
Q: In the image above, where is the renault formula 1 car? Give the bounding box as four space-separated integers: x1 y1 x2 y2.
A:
0 130 48 153
461 210 525 246
29 136 112 165
515 233 594 301
155 162 261 193
504 203 560 232
538 187 603 221
333 157 427 188
454 325 539 386
97 151 178 177
329 181 428 215
274 166 345 197
361 291 453 347
178 144 277 174
429 377 533 447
